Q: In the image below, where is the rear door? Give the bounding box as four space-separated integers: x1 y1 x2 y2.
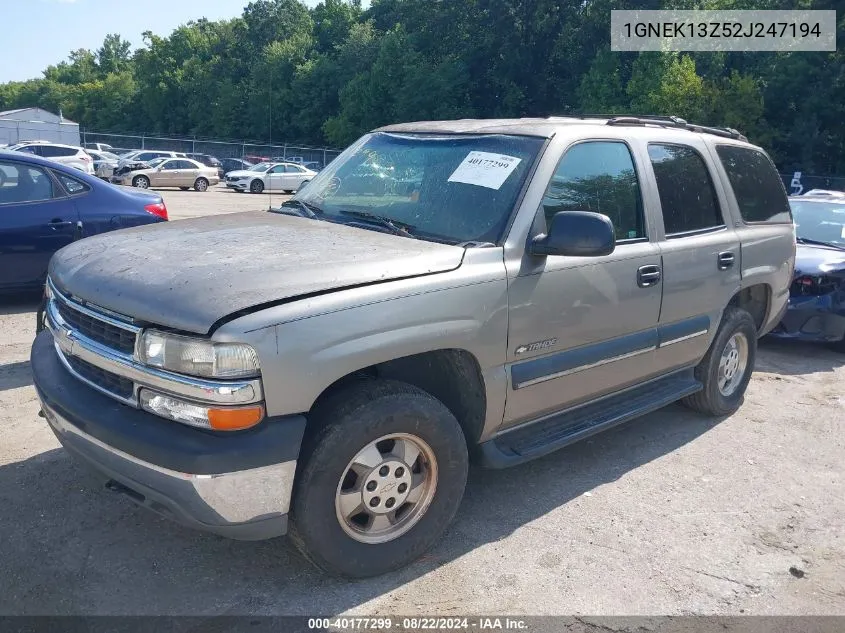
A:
0 159 80 288
644 141 742 372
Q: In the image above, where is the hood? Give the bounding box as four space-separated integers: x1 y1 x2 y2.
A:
794 243 845 275
226 169 257 178
49 212 465 334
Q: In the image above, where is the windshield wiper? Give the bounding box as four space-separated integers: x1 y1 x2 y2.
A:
271 199 324 219
338 210 417 239
796 236 845 250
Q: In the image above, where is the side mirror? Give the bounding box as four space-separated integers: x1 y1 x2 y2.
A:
530 211 615 257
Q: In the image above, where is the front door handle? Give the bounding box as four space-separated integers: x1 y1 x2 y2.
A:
718 251 735 270
637 264 661 288
48 219 73 230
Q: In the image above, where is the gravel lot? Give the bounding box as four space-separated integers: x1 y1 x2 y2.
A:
0 188 843 616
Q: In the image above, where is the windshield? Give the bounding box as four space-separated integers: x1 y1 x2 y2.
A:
147 157 167 168
294 132 543 244
790 200 845 247
250 162 273 172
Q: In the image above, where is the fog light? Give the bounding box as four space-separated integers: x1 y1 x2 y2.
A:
139 389 264 431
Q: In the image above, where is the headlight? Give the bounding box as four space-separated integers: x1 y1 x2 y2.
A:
139 330 260 378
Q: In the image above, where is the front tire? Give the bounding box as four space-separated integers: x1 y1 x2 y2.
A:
132 175 150 189
682 306 757 416
250 179 264 194
194 177 209 192
289 380 468 578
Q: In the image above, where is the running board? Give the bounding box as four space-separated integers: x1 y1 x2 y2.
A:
480 369 702 468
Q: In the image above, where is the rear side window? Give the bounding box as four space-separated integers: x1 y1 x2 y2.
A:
542 141 646 241
716 145 792 223
648 144 723 235
40 145 76 158
56 172 89 195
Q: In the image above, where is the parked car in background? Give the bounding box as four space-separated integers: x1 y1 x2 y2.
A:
0 149 167 291
243 154 270 164
302 161 323 172
84 143 114 152
770 196 845 350
219 157 255 174
87 150 120 180
115 150 186 171
186 153 225 179
9 141 94 175
225 161 316 193
112 157 219 191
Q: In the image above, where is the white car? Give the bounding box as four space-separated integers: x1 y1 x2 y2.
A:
8 141 94 174
87 150 120 180
224 161 317 194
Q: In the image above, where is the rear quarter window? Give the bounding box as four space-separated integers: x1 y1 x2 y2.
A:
716 145 792 224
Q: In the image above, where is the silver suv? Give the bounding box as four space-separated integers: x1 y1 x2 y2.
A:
31 116 795 578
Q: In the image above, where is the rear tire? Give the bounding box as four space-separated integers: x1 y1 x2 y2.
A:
194 178 209 192
297 180 310 193
250 179 264 194
682 306 757 416
289 380 468 578
132 175 150 189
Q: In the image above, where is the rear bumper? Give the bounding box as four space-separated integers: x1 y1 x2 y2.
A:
32 330 306 540
768 294 845 343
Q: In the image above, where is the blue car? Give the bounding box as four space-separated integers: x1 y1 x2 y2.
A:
769 195 845 350
0 149 168 292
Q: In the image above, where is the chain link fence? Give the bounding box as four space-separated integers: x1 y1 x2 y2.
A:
781 172 845 196
81 131 343 167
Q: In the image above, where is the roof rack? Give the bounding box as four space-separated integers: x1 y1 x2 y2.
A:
550 113 747 142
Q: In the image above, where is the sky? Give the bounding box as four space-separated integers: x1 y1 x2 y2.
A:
0 0 326 83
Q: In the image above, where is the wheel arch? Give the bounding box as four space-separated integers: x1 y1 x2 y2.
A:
309 348 488 448
729 283 771 335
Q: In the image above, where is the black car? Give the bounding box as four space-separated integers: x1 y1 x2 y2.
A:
186 153 225 179
219 157 255 175
770 195 845 350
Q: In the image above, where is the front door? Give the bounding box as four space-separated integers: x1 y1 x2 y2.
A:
643 141 742 372
265 165 287 191
155 159 180 187
0 160 80 288
504 140 664 427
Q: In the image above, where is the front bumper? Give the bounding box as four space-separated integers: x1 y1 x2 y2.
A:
32 330 306 540
225 180 250 190
768 293 845 343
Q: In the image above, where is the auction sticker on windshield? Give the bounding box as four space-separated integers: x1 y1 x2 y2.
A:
448 151 522 189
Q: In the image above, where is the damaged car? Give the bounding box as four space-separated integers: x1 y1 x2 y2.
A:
770 196 845 350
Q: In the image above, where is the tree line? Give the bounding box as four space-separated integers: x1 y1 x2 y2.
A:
0 0 843 174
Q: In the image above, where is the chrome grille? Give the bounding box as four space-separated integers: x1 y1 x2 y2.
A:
55 300 137 355
65 355 134 400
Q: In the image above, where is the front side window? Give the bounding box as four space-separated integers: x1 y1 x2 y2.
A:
648 144 723 235
541 141 646 241
0 162 54 204
295 132 543 244
716 145 792 224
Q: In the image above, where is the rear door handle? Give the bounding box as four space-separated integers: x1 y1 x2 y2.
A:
718 251 735 270
637 264 661 288
47 219 73 230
